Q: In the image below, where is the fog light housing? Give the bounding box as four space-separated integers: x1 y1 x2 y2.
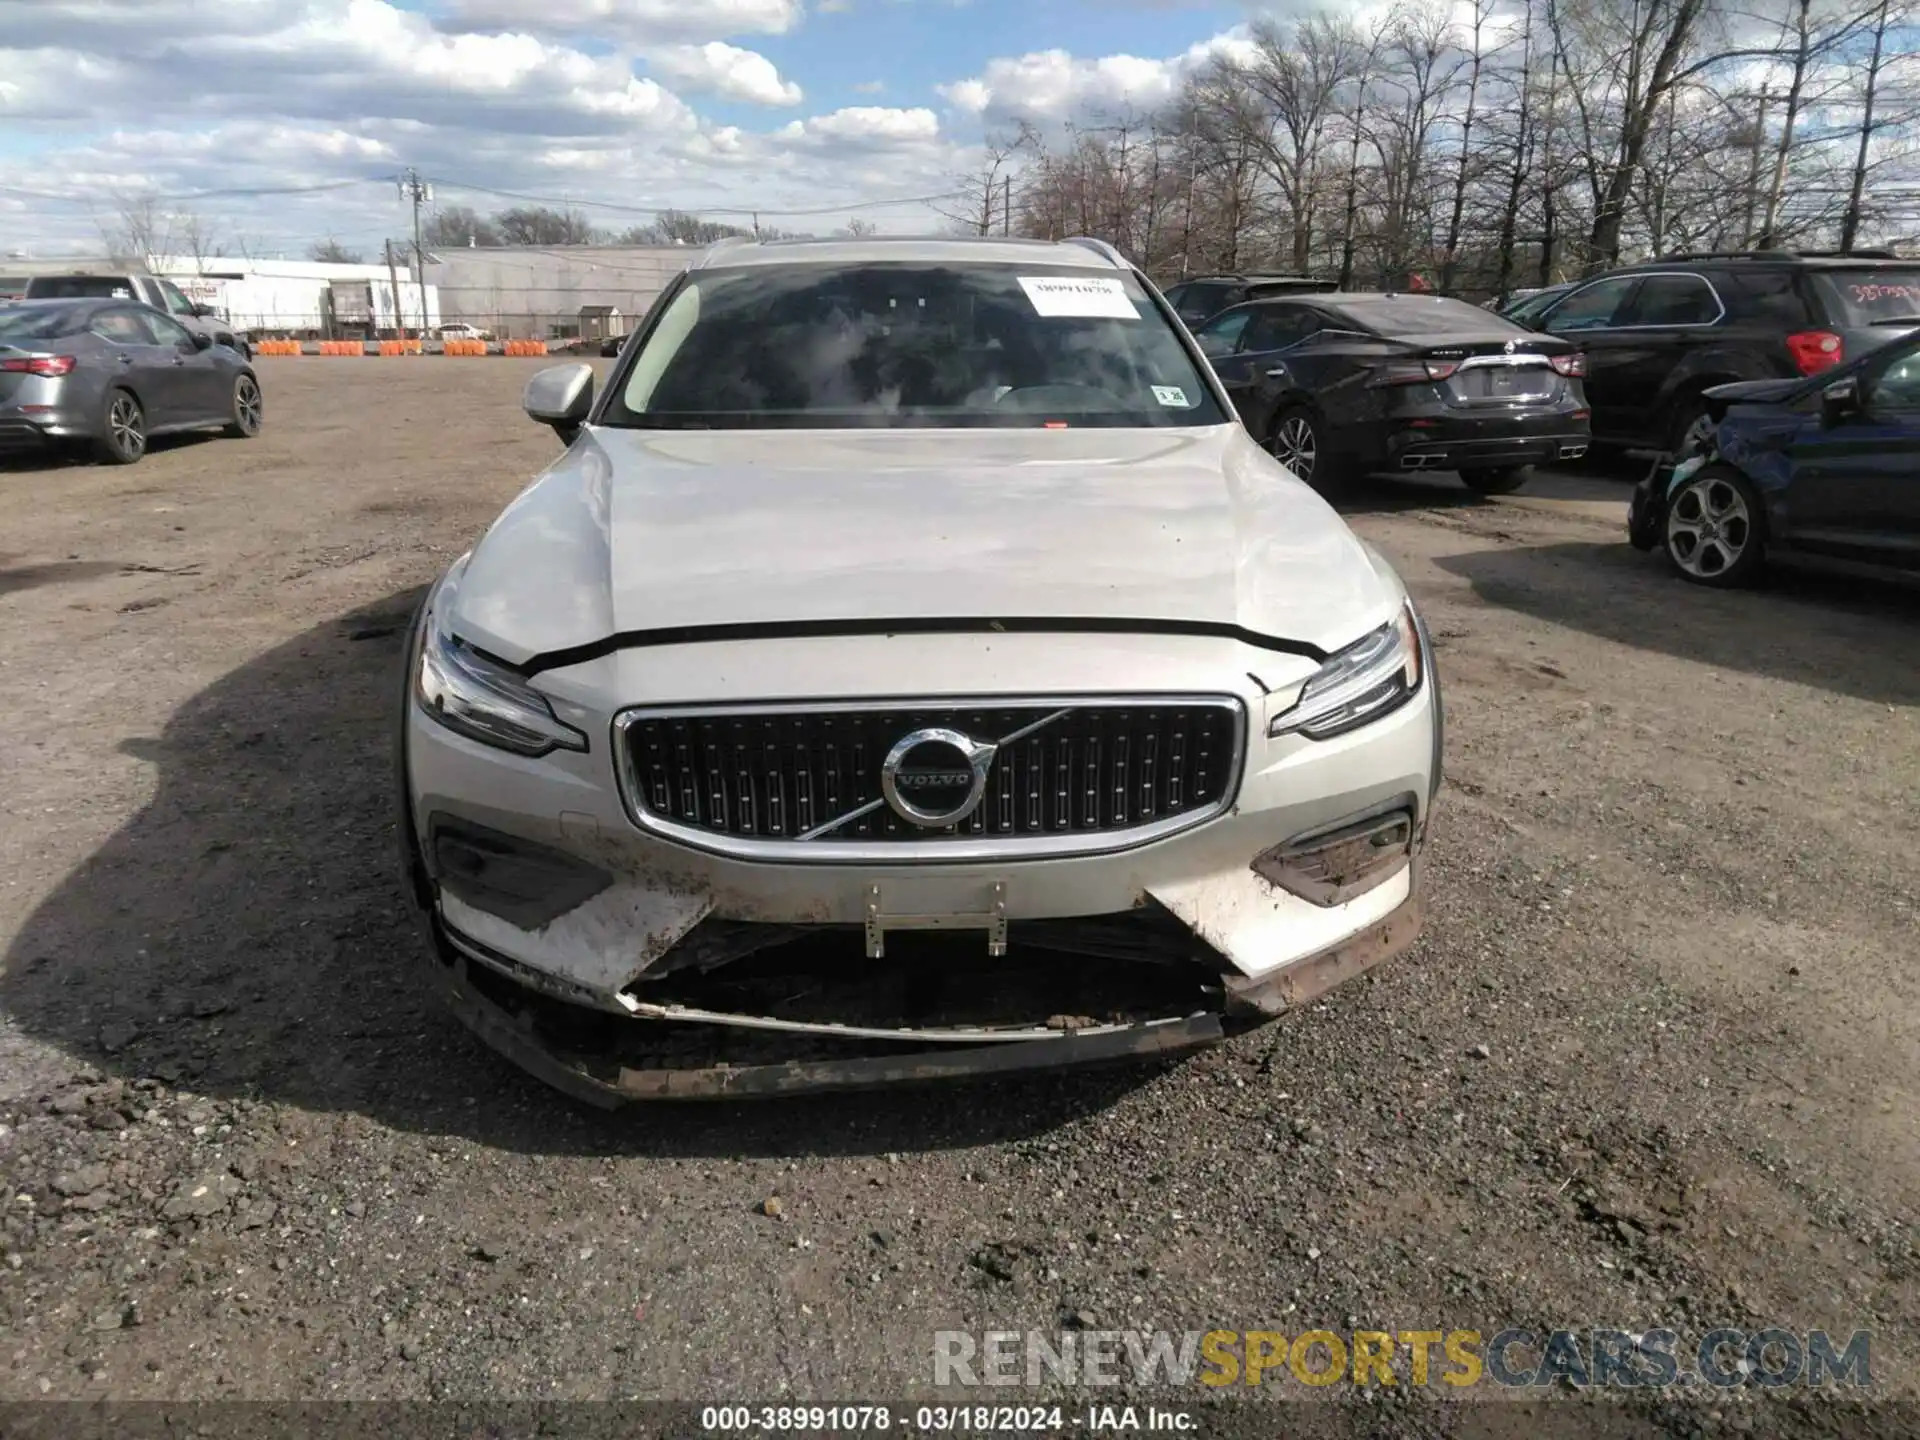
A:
1252 798 1419 907
429 816 612 929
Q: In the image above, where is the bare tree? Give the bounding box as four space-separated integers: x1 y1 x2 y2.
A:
936 136 1018 235
177 210 222 271
309 238 365 264
98 196 176 266
1838 0 1917 250
985 0 1920 297
1439 0 1503 290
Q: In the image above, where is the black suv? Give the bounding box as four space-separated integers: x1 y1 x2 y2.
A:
1160 274 1338 329
1520 250 1920 454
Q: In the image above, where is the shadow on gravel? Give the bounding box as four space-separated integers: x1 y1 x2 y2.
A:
0 432 219 474
1333 476 1495 516
1437 539 1920 706
1 589 1152 1155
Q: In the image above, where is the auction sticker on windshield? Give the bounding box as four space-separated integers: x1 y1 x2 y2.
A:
1152 385 1190 407
1018 275 1139 319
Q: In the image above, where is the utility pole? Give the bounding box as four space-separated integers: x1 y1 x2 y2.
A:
1002 174 1011 235
383 238 404 343
399 168 433 337
1742 84 1770 247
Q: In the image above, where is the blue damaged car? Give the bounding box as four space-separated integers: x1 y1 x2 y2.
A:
1627 327 1920 586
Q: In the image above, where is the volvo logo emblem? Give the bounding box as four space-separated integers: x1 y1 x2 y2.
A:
880 727 997 828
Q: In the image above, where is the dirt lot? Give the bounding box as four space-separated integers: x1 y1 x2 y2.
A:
0 361 1915 1434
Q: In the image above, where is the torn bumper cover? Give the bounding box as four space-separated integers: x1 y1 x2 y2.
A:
395 593 1440 1103
397 811 1428 1105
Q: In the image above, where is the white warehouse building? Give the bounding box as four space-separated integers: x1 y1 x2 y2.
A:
426 245 689 339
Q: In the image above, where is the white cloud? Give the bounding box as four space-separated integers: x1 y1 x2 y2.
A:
439 0 804 42
938 31 1255 125
650 42 802 106
0 1 700 137
777 107 942 147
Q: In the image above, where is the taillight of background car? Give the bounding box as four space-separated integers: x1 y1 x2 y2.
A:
0 355 76 377
1549 353 1585 377
1786 330 1844 375
1369 359 1460 386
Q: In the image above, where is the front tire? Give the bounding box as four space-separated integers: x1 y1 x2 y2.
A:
225 373 263 438
1459 465 1531 495
1664 465 1765 587
94 388 145 465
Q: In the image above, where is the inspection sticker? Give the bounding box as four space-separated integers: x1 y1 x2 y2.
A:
1018 275 1140 319
1151 385 1190 407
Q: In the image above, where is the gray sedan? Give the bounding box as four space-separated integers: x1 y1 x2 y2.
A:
0 298 262 465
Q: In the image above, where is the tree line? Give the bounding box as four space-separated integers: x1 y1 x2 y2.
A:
956 0 1919 296
306 205 817 264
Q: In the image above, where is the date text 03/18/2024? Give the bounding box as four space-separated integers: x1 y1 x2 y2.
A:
698 1406 1194 1433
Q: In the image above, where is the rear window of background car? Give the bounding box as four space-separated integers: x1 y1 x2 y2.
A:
1808 269 1920 327
1327 296 1525 337
1618 274 1721 326
1717 268 1814 326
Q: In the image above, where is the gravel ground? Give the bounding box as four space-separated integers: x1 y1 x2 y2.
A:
0 361 1915 1436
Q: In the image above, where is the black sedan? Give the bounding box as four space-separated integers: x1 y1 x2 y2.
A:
0 298 262 465
1191 292 1590 496
1627 327 1920 586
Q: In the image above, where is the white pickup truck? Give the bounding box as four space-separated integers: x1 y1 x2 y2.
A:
22 272 252 357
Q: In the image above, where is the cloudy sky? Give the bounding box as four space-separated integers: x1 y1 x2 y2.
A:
0 0 1270 258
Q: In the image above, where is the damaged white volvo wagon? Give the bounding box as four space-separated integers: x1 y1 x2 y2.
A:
395 235 1442 1104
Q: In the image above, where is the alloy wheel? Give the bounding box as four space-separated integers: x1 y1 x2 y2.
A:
1666 474 1751 579
236 377 263 433
109 394 144 459
1270 415 1316 481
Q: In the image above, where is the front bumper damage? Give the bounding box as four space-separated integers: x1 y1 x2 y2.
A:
405 873 1423 1107
395 608 1440 1104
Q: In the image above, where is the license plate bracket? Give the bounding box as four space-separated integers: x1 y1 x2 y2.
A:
864 881 1008 958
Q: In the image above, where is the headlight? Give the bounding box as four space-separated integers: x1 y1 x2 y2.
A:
415 567 587 757
1269 602 1424 740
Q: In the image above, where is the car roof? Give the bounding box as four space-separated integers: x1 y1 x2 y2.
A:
1 296 114 312
690 235 1127 271
1604 250 1917 273
1178 273 1325 284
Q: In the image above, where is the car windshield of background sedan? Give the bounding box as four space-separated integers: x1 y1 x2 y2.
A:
602 262 1229 430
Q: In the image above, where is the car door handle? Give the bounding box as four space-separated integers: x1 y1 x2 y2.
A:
117 353 134 364
1265 367 1289 378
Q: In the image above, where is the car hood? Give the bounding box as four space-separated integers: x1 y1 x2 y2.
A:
448 424 1403 671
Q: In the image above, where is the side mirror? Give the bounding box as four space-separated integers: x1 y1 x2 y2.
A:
523 362 595 443
190 303 216 318
1820 375 1858 426
189 330 213 350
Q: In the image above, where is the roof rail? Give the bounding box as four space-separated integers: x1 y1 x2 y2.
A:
689 235 757 269
1061 236 1129 268
1662 247 1902 262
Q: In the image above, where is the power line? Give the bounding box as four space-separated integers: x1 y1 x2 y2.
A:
0 179 372 204
425 179 968 218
